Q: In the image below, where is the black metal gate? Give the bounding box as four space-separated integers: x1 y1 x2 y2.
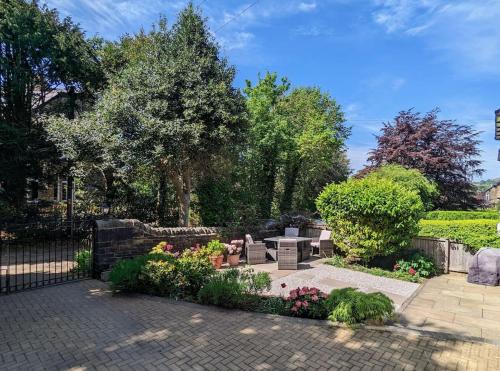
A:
0 218 94 294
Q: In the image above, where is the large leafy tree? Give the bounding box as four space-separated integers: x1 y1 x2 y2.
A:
366 109 482 209
243 72 289 219
73 5 245 226
0 0 102 208
277 87 350 213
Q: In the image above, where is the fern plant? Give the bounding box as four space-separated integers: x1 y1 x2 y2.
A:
326 288 394 326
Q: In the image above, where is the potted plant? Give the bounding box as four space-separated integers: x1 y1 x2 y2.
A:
204 240 226 269
226 240 243 267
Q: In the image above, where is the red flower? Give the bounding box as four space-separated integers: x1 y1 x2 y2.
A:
408 267 417 276
281 283 287 288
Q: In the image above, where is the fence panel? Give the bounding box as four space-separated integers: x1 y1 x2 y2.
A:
411 237 475 273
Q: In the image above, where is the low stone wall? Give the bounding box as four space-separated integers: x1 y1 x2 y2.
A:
93 219 278 275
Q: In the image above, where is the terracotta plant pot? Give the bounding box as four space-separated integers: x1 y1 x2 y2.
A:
209 255 224 269
227 254 240 267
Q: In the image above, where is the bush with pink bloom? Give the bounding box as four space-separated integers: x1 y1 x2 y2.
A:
284 286 329 319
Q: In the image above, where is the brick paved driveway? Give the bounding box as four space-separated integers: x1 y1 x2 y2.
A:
1 280 499 370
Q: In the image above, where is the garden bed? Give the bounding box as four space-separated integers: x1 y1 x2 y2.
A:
109 240 396 327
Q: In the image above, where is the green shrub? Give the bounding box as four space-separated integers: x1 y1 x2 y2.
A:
316 177 424 260
197 268 271 309
394 253 437 278
365 164 438 210
326 288 394 326
424 210 498 220
176 251 215 298
256 296 287 315
109 249 214 298
141 257 179 296
325 256 423 283
418 219 500 251
73 249 92 274
109 255 152 292
202 240 226 257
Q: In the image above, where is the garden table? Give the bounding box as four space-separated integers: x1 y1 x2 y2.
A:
263 236 312 262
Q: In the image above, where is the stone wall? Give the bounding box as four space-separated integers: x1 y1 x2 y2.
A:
93 219 278 275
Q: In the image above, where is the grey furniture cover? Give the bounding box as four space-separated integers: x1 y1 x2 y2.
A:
467 247 500 286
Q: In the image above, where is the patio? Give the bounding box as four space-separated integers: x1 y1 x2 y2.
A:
247 256 420 311
400 272 500 344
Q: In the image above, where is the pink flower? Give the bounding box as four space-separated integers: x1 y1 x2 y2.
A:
302 301 309 308
320 292 328 299
311 295 319 302
409 267 417 276
281 283 287 288
295 300 302 308
394 264 400 271
309 288 318 295
173 252 180 258
289 291 298 299
298 289 306 296
290 306 298 312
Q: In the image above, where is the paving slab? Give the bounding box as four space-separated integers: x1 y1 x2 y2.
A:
399 273 500 344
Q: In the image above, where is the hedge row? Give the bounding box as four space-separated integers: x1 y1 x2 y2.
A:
418 219 500 251
424 210 498 220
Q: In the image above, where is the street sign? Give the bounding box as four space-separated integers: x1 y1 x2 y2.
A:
496 109 500 140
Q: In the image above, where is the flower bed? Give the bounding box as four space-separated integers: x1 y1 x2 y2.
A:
325 253 438 283
110 240 396 326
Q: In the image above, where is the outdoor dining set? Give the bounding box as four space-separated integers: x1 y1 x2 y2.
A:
244 228 334 270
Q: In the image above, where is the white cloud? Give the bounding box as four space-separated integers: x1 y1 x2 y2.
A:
372 0 500 76
391 78 405 91
298 2 317 12
219 32 255 51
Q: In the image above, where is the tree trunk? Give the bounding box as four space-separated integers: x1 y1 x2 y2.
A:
157 174 168 226
168 167 192 227
280 159 300 214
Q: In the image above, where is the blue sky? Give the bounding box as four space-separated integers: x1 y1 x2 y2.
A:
46 0 500 179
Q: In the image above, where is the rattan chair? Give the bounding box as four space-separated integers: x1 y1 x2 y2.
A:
311 230 334 257
278 239 298 270
245 234 267 264
284 227 299 237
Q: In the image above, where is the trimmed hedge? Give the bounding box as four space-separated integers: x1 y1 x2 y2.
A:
418 219 500 251
424 210 498 220
317 177 423 260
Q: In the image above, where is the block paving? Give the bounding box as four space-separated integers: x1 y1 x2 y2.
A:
1 280 499 370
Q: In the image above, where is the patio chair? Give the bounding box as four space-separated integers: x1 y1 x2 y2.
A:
284 227 299 237
278 239 298 270
310 230 334 257
245 234 267 265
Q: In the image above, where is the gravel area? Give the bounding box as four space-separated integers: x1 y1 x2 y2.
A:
268 264 420 309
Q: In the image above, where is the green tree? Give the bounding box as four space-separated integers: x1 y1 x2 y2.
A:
276 87 350 213
363 164 438 211
0 0 102 208
243 72 290 218
82 5 245 226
